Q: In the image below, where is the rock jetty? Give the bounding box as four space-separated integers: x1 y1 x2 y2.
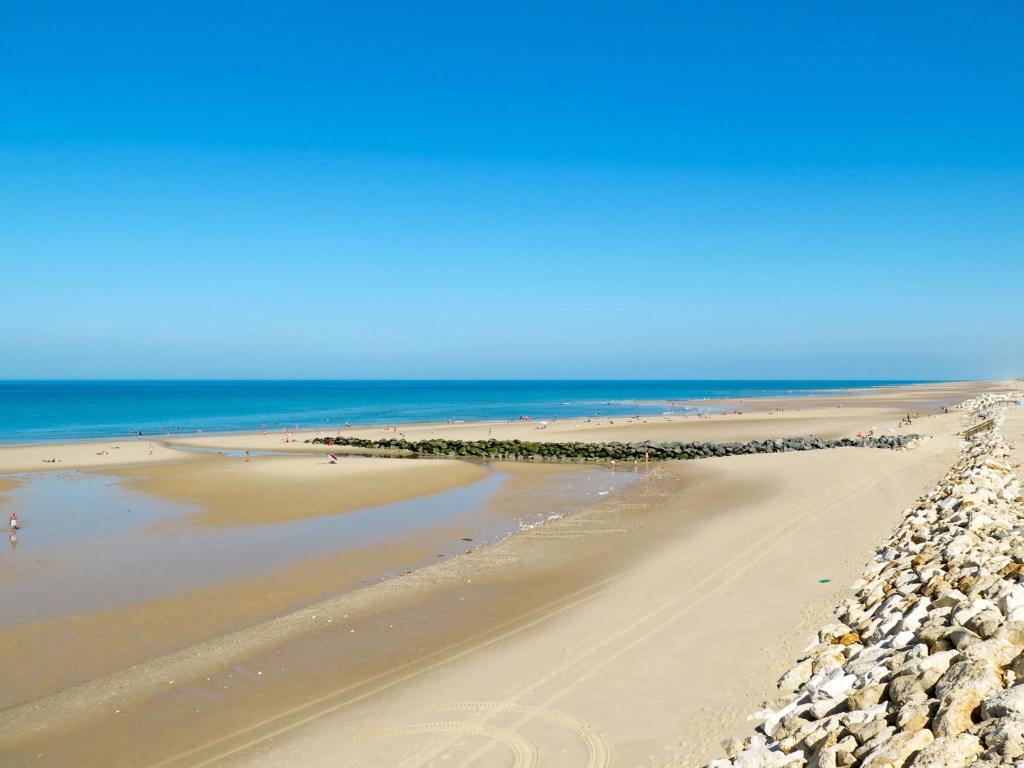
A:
706 403 1024 768
307 434 920 462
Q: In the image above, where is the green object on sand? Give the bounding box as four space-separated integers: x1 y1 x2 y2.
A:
818 578 831 584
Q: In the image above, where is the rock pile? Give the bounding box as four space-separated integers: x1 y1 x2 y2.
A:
955 393 1024 412
706 408 1024 768
306 434 920 463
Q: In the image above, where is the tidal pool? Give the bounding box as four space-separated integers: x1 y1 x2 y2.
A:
0 459 640 628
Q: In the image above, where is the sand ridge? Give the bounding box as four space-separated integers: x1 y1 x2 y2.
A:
115 453 490 526
0 439 191 474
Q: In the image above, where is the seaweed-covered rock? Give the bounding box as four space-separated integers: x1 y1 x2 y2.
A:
306 433 924 463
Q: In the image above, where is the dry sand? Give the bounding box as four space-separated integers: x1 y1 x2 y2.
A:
199 416 967 768
160 379 1010 452
2 381 1018 768
0 439 188 473
1 404 979 767
163 407 892 449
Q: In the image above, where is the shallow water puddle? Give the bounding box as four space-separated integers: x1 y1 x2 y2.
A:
0 462 639 629
167 444 307 458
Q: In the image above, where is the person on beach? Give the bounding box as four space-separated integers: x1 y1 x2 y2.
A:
328 453 338 464
244 450 252 463
9 512 19 531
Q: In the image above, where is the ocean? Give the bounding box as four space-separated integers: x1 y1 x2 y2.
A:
0 380 936 444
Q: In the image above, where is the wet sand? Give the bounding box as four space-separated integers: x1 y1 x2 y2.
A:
174 414 971 768
0 381 1018 767
117 453 490 526
676 378 1011 413
0 459 634 713
0 408 980 768
0 380 1007 474
161 379 1010 453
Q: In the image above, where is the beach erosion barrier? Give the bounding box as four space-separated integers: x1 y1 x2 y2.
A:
704 400 1024 768
306 434 922 462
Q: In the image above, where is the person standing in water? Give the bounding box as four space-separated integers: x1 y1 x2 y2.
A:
9 511 19 531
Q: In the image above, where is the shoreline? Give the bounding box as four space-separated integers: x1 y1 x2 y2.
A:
0 457 638 711
2 380 1021 767
2 380 1007 475
0 379 980 449
3 412 970 767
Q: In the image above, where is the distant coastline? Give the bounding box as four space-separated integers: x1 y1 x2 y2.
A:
0 379 950 445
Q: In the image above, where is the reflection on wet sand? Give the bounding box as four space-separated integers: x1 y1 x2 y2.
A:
0 456 639 713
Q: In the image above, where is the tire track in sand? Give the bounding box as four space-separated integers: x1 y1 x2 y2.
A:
145 487 694 768
430 702 611 768
163 458 888 767
151 439 945 767
345 721 537 768
433 456 916 768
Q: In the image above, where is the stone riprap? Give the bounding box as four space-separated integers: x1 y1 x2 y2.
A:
306 434 921 463
955 393 1024 412
706 404 1024 768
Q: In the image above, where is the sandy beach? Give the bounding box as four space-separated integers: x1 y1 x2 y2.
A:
1 380 1020 767
0 438 189 473
158 381 997 453
12 6 1023 764
117 454 490 526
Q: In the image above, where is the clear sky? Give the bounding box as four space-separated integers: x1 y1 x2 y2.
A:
2 1 1022 379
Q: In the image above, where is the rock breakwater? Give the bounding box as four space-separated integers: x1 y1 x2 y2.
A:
307 434 920 463
706 406 1024 768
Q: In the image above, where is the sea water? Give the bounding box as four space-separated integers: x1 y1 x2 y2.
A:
0 379 936 443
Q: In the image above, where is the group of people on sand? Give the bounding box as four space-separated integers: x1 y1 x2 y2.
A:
898 412 920 428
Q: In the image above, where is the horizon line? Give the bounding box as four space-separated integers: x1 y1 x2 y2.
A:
0 377 970 384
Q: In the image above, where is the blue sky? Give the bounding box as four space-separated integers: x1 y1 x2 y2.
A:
2 1 1022 379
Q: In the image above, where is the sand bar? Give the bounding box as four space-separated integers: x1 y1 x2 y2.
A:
0 439 189 474
116 453 490 526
